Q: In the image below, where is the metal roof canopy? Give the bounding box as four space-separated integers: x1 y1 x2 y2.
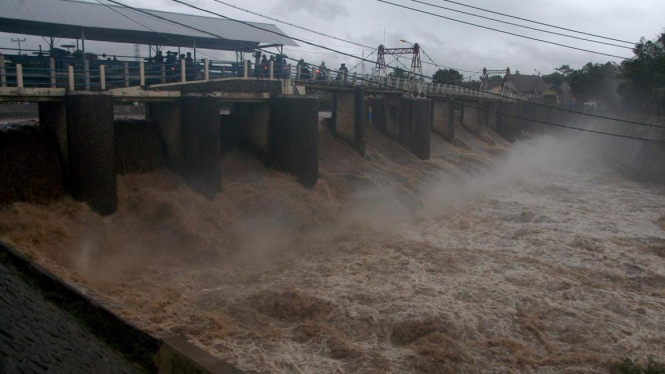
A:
0 0 298 52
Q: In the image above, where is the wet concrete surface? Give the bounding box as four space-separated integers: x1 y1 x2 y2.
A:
0 261 137 374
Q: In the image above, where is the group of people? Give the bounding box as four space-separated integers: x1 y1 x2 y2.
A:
252 51 290 78
296 59 349 82
147 50 194 65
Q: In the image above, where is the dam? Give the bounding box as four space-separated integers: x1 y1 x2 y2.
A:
1 0 665 373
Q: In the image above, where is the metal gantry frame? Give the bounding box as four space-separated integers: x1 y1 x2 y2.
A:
375 43 424 95
480 67 511 91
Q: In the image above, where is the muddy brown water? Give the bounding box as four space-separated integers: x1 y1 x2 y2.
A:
0 117 664 373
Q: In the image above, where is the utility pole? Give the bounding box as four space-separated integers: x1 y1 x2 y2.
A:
361 50 366 76
133 44 141 62
11 38 26 55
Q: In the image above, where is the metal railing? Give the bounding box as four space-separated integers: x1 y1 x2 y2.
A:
288 64 528 101
0 53 527 101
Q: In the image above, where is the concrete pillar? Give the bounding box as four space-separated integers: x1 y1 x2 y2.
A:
146 101 183 168
330 87 366 156
181 96 222 198
270 96 319 187
65 94 117 215
461 99 482 133
431 98 455 141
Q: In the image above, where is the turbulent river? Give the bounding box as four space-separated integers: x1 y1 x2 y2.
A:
1 118 664 373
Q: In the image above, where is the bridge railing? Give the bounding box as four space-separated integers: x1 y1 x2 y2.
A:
287 66 526 101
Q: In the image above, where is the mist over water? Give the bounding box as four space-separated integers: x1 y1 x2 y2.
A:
1 116 665 373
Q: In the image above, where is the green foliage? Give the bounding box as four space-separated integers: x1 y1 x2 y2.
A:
543 72 565 86
433 68 464 84
568 61 620 105
71 50 99 60
389 67 408 79
620 31 665 112
611 357 665 374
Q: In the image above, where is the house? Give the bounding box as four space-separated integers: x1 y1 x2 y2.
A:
502 71 549 99
542 82 572 106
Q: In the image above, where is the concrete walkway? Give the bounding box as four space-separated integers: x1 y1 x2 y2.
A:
0 261 137 374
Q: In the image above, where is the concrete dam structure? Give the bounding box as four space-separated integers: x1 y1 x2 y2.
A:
0 72 546 216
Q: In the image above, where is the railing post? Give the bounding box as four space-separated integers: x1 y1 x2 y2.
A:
204 58 209 81
327 69 332 83
180 59 186 83
161 64 166 84
68 65 75 91
243 60 249 78
296 65 301 80
352 72 357 86
124 62 129 87
16 64 23 88
140 62 146 86
99 64 106 90
49 58 56 88
287 64 292 81
84 59 90 91
0 55 5 88
269 60 274 79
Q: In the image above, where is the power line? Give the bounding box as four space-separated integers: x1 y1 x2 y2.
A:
457 99 665 144
105 0 663 130
168 0 664 130
409 0 632 50
210 0 479 74
93 0 222 61
377 0 632 60
209 0 373 50
439 0 636 45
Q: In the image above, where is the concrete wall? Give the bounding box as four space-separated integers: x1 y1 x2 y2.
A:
330 88 366 156
270 96 319 187
0 103 144 119
461 100 482 133
331 91 355 144
485 102 503 132
146 102 183 168
373 96 431 160
500 102 521 142
65 94 117 215
233 103 271 162
431 99 455 141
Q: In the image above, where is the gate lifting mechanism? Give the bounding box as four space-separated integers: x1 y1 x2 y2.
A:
375 43 424 95
480 67 511 92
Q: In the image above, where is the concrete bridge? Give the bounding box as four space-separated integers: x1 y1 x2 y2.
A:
0 57 542 216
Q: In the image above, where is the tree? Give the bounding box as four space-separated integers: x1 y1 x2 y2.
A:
567 62 620 106
620 32 665 112
433 68 464 84
389 67 408 79
555 64 573 77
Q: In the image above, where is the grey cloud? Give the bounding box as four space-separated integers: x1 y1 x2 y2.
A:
271 0 350 21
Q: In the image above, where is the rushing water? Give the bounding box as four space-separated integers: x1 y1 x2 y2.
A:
1 119 664 373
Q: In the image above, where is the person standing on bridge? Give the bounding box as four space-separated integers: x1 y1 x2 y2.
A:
336 63 348 83
154 50 164 64
317 61 327 81
260 55 268 78
297 59 311 80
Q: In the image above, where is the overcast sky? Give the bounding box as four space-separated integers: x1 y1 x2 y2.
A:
2 0 664 79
